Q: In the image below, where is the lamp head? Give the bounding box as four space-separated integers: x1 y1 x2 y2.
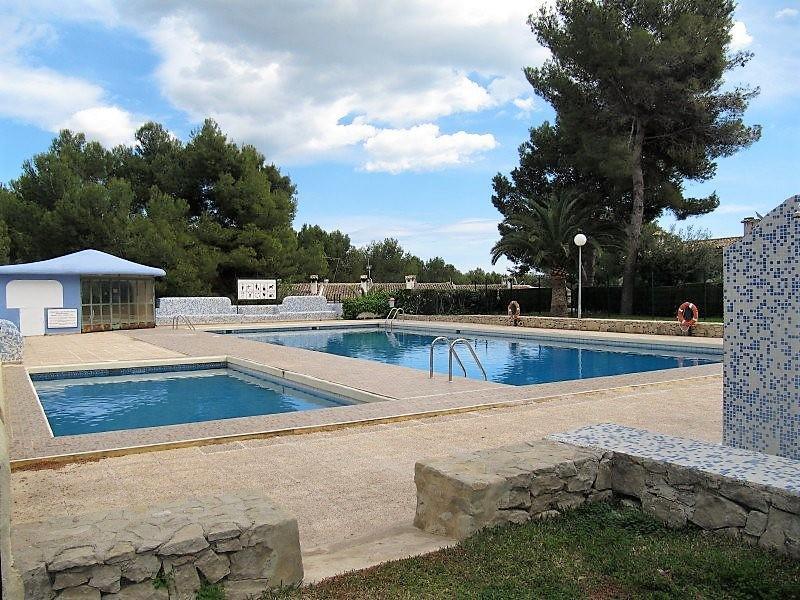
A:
573 233 587 247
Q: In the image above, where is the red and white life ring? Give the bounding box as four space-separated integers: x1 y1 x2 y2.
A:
677 302 699 330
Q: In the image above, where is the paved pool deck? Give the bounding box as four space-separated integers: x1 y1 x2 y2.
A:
8 321 724 580
7 321 721 463
12 373 722 580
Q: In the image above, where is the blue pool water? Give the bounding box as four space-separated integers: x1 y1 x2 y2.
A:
235 327 720 386
34 368 350 436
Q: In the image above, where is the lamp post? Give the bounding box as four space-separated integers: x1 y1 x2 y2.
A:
573 233 587 319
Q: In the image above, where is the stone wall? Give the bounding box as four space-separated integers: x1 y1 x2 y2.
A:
12 491 303 600
401 314 722 337
414 426 800 558
155 296 342 325
723 195 800 459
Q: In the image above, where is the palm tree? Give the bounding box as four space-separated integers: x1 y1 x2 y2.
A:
491 192 609 317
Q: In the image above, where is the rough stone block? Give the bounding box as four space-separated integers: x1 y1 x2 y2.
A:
641 493 687 529
194 549 231 583
52 569 90 590
12 492 303 599
744 511 768 537
158 523 209 555
167 564 201 600
759 507 800 556
55 586 100 600
120 554 160 583
691 491 748 530
113 580 169 599
413 440 601 539
718 482 769 513
610 456 646 497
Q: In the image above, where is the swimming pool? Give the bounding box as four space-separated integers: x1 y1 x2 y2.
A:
233 326 721 386
33 365 353 436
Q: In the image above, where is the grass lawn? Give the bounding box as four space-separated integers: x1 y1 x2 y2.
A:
270 503 800 599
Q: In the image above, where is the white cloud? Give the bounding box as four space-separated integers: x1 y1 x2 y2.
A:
438 218 500 235
0 63 103 128
362 124 497 173
714 203 757 215
59 106 141 147
0 14 140 146
775 8 799 19
729 21 753 51
110 1 548 169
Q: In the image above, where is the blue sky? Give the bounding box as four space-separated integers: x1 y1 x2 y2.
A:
1 1 798 272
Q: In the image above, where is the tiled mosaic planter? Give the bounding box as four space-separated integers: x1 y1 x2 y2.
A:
415 425 800 558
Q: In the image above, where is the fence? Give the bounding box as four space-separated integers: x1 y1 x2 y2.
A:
393 283 723 319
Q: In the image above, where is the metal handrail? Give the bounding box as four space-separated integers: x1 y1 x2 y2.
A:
172 314 196 331
384 307 400 327
389 308 404 329
429 336 465 378
449 338 487 381
384 307 405 329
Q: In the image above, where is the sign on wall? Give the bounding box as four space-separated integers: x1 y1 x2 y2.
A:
47 308 79 329
237 279 277 300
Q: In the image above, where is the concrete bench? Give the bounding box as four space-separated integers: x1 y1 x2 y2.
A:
12 491 303 600
155 296 341 326
414 424 800 558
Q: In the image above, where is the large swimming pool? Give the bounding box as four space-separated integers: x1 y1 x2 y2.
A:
233 326 721 386
33 366 352 436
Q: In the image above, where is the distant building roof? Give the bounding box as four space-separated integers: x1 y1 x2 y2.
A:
0 250 166 277
703 236 741 250
289 281 533 300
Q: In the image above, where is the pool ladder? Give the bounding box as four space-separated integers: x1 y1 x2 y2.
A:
429 336 487 381
384 307 405 329
171 314 196 331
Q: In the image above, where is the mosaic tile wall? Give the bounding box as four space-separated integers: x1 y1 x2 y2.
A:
155 296 342 325
723 195 800 459
0 319 22 364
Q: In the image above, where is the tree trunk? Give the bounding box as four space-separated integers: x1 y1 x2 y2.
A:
549 270 568 316
620 121 646 315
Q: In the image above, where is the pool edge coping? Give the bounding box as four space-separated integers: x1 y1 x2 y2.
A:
10 370 722 471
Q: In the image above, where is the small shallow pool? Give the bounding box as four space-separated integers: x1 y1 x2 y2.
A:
231 326 721 386
33 365 352 436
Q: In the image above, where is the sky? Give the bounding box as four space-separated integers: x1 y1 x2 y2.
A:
0 1 798 273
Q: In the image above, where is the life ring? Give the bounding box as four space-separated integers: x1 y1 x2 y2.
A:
677 302 699 330
508 301 521 326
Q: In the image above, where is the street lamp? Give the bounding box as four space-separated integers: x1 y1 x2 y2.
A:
573 233 587 319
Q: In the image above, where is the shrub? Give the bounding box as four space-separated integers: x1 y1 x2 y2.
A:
342 292 391 319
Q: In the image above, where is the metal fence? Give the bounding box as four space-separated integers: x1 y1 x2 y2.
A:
392 283 723 319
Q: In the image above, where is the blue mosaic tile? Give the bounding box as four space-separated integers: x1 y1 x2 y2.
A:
723 195 800 459
550 423 800 494
30 362 227 381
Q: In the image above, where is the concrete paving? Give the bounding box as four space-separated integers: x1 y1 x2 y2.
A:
9 324 720 462
23 330 183 367
12 374 722 580
10 321 724 580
